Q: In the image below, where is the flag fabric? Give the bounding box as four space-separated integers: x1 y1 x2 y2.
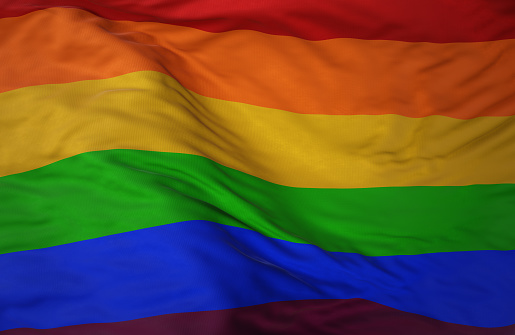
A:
0 1 514 334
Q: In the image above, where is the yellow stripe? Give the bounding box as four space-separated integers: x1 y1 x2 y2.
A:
2 71 514 188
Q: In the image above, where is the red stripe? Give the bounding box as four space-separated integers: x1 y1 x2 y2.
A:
3 299 514 335
1 0 514 42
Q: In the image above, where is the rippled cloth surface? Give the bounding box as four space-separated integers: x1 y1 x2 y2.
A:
0 1 514 334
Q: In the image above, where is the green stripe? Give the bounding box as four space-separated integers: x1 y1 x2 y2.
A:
1 149 514 256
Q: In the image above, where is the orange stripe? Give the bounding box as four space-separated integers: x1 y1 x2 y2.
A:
1 8 514 119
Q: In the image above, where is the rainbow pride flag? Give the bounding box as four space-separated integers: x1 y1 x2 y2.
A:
1 1 514 334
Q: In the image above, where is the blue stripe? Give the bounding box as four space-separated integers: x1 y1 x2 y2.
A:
1 220 514 330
